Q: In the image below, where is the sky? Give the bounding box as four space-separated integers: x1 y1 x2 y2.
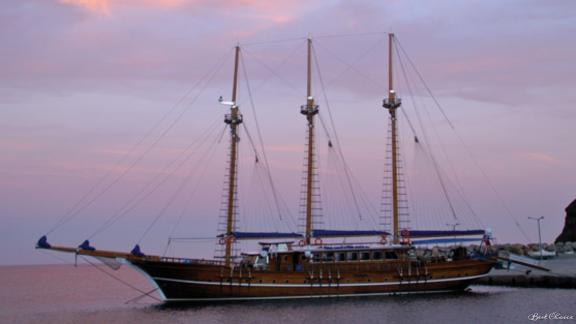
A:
1 0 575 265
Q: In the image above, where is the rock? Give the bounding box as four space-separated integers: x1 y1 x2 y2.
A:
556 199 576 243
509 244 524 255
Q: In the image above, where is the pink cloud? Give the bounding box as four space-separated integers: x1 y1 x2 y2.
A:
524 152 561 165
57 0 308 22
58 0 186 15
0 140 37 151
58 0 111 15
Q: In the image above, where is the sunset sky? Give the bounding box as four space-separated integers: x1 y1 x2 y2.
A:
2 0 575 265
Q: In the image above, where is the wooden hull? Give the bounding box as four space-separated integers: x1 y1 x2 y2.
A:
129 258 495 302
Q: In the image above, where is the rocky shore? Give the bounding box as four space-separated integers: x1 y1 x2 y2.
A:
479 241 576 256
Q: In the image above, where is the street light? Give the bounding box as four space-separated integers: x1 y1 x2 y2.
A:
446 222 460 242
446 222 460 231
528 216 544 261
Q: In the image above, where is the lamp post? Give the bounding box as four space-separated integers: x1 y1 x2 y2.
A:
446 222 460 231
446 222 460 242
528 216 544 262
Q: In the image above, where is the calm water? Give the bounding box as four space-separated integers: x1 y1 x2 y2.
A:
1 264 574 324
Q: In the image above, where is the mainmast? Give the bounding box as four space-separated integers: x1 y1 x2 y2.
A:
223 46 243 267
382 33 402 244
301 38 319 245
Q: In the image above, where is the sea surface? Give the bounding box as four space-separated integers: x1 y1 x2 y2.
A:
1 263 574 324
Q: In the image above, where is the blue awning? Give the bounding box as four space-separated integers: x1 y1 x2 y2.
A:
408 230 485 238
222 232 303 240
312 229 390 238
412 238 482 245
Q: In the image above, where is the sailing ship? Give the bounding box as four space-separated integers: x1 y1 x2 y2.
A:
36 34 498 302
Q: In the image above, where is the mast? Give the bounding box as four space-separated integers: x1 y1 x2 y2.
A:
301 38 319 245
383 33 402 244
223 46 243 267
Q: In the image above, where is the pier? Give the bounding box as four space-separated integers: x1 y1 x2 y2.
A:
477 254 576 288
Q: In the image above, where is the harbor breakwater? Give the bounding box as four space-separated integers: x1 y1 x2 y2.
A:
476 254 576 289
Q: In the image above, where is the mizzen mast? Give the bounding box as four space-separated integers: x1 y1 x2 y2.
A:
222 45 243 267
382 33 402 244
301 38 319 245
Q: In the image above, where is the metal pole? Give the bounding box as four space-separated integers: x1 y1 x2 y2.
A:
446 222 460 231
528 216 544 262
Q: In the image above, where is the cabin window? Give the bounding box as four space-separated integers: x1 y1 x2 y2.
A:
361 252 370 261
385 251 398 259
325 252 334 261
337 253 346 261
348 252 358 261
373 251 382 260
313 254 321 262
283 255 288 261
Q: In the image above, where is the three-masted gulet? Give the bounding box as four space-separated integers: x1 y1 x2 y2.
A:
37 35 498 302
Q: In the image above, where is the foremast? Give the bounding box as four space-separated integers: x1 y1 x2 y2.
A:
301 38 319 245
223 46 243 267
382 33 402 244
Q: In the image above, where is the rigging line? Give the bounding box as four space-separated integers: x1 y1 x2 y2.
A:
315 31 389 39
40 250 73 264
240 121 261 162
168 237 216 240
316 35 387 90
311 42 364 221
429 152 458 221
241 36 307 46
240 123 286 230
102 123 226 239
88 119 224 240
317 113 333 143
124 288 160 305
394 38 455 130
80 257 161 302
240 50 298 226
241 45 303 96
88 117 221 239
162 128 225 256
47 50 233 236
392 45 458 223
398 74 484 227
137 124 225 244
396 38 529 239
395 43 481 227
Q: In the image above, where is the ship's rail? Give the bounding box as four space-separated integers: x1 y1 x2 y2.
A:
145 255 226 266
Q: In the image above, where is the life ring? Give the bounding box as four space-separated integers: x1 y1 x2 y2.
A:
401 228 411 244
380 235 388 245
314 237 323 245
218 235 236 245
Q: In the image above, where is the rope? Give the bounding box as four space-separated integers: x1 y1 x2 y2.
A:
161 129 226 256
137 124 226 244
88 119 223 240
241 45 302 96
395 38 530 241
312 42 366 222
46 49 233 236
81 256 161 302
239 50 298 228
